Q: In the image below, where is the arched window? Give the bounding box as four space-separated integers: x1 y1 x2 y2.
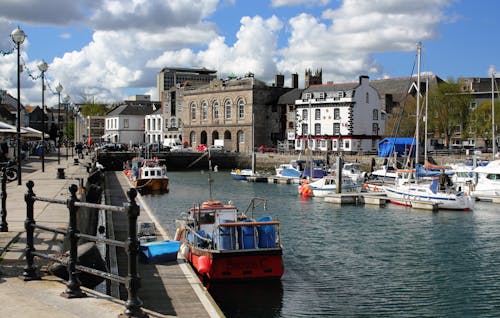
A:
213 101 220 120
190 131 196 144
225 99 232 119
372 109 378 120
201 101 208 120
190 102 196 120
238 99 245 119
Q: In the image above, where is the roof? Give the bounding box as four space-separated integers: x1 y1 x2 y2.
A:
305 82 359 93
370 73 443 101
159 66 217 75
278 88 304 104
106 104 156 116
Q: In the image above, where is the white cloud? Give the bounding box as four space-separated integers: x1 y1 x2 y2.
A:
271 0 330 7
277 0 450 84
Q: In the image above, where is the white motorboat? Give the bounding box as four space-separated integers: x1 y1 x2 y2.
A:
471 159 500 199
298 175 362 197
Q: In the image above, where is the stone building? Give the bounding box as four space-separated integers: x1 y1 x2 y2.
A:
181 74 292 153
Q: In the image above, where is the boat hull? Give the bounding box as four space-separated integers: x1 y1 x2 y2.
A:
384 186 474 211
134 178 169 192
188 246 284 281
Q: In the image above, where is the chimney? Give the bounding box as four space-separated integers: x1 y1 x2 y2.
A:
291 73 298 89
275 74 284 88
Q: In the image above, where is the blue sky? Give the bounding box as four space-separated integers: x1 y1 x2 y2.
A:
0 0 499 107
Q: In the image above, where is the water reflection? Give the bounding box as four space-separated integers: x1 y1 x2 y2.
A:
208 280 283 318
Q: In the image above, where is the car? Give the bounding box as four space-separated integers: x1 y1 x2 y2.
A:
258 145 277 153
207 145 225 152
197 144 207 152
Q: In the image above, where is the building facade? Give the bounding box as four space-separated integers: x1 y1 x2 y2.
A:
295 75 385 154
181 75 291 153
144 108 163 144
104 104 155 145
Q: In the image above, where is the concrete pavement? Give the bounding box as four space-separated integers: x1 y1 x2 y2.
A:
0 153 162 318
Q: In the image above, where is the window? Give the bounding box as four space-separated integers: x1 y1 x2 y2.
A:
372 123 379 135
170 117 176 127
318 92 325 99
238 99 245 119
344 140 350 149
334 108 340 120
373 109 378 120
302 124 308 136
225 100 232 119
190 131 197 144
213 101 219 119
315 109 321 120
314 123 321 135
202 101 208 120
302 109 308 121
190 102 196 120
333 123 340 135
288 121 294 129
366 92 369 103
238 131 245 143
288 105 294 112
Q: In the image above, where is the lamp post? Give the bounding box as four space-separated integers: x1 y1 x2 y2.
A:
55 83 63 164
63 95 70 160
38 60 48 172
11 27 26 186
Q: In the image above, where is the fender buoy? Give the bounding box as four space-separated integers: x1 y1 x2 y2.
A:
174 227 184 241
198 255 211 274
236 169 241 174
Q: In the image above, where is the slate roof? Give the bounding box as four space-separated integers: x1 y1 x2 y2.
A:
370 73 443 101
106 104 156 116
278 88 304 104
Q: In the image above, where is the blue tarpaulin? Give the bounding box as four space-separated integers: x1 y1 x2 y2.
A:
378 137 417 157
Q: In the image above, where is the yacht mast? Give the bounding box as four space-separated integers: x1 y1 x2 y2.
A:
491 66 496 160
416 42 422 166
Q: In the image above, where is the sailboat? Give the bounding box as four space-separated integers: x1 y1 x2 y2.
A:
383 42 474 211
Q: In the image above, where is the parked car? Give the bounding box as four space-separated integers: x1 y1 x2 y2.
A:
258 145 277 153
197 144 207 152
97 143 128 151
207 145 225 152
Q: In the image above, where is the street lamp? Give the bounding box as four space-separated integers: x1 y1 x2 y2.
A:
11 27 26 186
38 60 48 172
63 95 70 159
55 83 63 164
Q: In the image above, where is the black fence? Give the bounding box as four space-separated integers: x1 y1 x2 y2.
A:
22 180 147 318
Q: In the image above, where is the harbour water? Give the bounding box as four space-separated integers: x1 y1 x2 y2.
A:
141 170 500 318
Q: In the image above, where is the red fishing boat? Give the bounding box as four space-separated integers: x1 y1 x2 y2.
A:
175 197 284 281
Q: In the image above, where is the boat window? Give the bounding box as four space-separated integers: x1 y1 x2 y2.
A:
144 171 149 177
199 212 215 224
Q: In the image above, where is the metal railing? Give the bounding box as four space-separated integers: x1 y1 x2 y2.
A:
22 180 147 318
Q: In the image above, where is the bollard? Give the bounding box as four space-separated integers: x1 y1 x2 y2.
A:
23 180 40 281
1 168 8 232
57 167 66 179
73 158 79 165
61 184 86 298
119 188 147 318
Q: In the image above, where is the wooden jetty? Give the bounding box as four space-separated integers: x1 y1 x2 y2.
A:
324 192 388 207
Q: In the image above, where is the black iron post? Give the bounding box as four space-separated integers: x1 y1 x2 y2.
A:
23 180 39 281
61 184 86 298
120 188 147 318
0 168 8 232
65 100 69 160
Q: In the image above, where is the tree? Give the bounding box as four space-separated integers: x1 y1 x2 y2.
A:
427 79 472 147
384 96 417 138
467 100 500 147
80 102 107 116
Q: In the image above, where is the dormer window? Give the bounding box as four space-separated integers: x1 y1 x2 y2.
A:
318 92 325 100
337 91 344 99
304 93 312 100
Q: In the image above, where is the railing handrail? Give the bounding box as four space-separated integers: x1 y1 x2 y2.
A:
23 180 146 318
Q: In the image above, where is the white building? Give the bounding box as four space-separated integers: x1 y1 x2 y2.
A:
104 104 155 145
144 108 163 144
295 75 385 153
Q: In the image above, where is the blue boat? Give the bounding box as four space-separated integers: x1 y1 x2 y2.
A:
139 240 181 264
230 168 253 180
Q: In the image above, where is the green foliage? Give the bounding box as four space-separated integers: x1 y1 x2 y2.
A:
468 100 500 140
80 103 107 116
384 96 417 138
427 80 472 146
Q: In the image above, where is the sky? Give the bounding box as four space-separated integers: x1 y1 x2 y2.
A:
0 0 499 108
